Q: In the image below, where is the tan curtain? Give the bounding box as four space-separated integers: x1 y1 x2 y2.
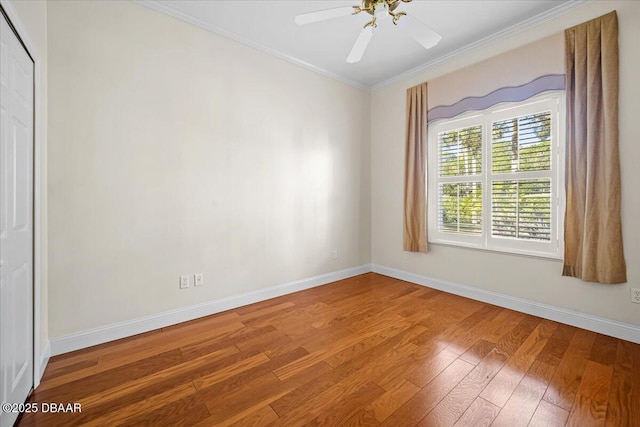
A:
563 11 626 284
403 83 428 253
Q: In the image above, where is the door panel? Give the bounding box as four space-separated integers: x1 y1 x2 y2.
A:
0 11 34 427
12 119 29 230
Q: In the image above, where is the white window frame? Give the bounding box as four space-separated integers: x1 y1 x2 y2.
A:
427 93 565 259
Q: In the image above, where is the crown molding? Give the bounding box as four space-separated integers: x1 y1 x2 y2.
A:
134 0 371 92
136 0 590 93
370 0 591 91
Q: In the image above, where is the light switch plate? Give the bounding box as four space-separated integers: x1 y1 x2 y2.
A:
179 275 189 289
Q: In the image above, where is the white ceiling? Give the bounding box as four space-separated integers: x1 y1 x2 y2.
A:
137 0 584 91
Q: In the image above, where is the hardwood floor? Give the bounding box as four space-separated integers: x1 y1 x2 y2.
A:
18 273 640 426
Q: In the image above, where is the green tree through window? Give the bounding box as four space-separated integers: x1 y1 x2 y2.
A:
431 96 561 257
438 125 483 235
491 111 552 241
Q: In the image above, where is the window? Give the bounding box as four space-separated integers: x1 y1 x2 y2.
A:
428 94 564 258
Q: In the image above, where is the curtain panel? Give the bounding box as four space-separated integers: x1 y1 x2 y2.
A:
403 83 428 253
563 11 627 284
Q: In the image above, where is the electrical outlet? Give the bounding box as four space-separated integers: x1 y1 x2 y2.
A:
332 249 338 260
631 288 640 304
194 273 204 286
179 275 189 289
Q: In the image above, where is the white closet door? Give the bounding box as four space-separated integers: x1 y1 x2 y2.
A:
0 10 34 427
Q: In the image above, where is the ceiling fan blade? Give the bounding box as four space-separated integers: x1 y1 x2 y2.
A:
398 15 441 49
346 26 374 63
295 6 354 25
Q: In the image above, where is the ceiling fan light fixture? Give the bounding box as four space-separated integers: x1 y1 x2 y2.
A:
294 0 441 64
293 6 354 25
347 26 374 63
374 3 389 17
397 15 442 49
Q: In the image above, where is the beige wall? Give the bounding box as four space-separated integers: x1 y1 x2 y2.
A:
44 0 640 342
372 1 640 326
4 0 49 355
429 33 564 108
47 1 370 337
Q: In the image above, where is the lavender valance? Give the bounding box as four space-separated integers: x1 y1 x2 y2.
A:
427 74 565 124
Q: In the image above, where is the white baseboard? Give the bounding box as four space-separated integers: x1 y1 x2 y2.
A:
50 262 639 356
35 340 51 387
372 264 640 344
50 264 372 356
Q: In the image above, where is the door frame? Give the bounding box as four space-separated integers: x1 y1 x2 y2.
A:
0 1 45 387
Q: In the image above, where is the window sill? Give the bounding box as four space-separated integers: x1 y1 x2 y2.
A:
428 239 564 261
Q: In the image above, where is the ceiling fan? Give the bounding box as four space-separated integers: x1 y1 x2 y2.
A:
294 0 441 63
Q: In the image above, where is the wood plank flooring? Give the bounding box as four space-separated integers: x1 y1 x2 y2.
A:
18 273 640 426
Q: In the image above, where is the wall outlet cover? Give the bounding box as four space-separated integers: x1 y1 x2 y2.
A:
631 288 640 304
194 273 204 286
